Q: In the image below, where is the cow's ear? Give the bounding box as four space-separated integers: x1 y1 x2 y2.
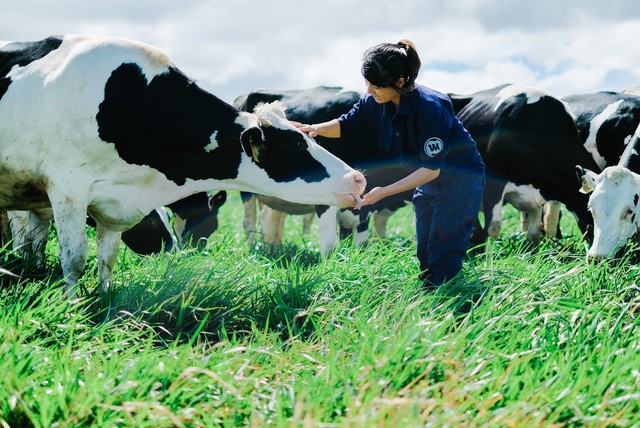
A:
208 191 227 210
241 127 265 163
576 165 598 194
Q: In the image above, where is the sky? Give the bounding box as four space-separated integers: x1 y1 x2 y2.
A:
2 0 640 104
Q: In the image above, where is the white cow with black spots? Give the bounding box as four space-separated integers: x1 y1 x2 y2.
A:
0 35 366 295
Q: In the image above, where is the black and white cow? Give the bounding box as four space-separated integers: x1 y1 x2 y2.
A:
576 107 640 258
0 36 366 294
234 86 412 255
501 91 640 242
449 84 601 245
7 190 227 262
534 91 640 240
495 90 640 243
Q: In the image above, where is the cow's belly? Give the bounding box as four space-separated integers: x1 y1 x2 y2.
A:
0 167 50 209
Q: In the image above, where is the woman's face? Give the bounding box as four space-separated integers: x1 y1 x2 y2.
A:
365 79 400 105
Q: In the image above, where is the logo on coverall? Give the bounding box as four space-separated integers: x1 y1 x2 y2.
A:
424 137 444 157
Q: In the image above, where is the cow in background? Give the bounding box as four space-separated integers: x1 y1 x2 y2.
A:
6 191 228 266
0 36 365 294
576 105 640 259
449 84 601 246
530 91 640 240
235 86 413 255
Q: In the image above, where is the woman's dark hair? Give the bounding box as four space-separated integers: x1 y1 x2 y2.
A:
361 39 421 95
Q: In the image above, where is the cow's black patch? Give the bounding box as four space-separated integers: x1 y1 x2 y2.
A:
454 84 602 239
251 125 330 183
0 36 63 101
565 92 640 169
98 64 328 185
97 63 244 185
634 194 639 206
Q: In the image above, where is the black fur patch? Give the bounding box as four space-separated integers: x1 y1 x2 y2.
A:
97 63 243 185
254 125 329 183
0 36 63 101
97 63 328 186
635 194 639 206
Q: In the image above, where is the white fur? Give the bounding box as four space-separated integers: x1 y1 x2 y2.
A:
583 165 640 258
583 100 623 169
494 84 556 111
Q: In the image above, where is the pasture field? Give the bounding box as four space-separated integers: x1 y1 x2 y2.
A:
1 192 640 427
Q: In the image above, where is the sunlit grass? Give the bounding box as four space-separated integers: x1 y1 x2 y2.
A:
1 193 640 427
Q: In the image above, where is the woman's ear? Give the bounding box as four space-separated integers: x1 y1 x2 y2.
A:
395 77 406 89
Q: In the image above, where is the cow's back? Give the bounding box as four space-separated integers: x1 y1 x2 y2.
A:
563 91 640 169
0 35 178 212
455 84 601 235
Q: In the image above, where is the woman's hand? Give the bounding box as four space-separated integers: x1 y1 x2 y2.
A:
361 186 388 207
291 121 319 137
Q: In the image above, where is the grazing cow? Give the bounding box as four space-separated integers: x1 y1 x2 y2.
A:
7 190 227 262
576 117 640 258
234 86 412 254
526 91 640 239
449 84 601 245
0 35 366 294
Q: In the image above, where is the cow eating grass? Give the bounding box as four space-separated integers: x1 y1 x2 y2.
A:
0 35 366 296
577 165 640 260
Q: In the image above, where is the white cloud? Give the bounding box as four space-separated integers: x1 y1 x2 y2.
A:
2 0 640 103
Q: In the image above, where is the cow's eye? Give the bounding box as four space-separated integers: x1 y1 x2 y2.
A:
623 208 634 219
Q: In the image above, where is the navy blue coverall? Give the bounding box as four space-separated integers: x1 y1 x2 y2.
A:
338 84 485 287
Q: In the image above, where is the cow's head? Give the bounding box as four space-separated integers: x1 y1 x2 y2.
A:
576 164 640 259
237 102 366 208
174 191 227 248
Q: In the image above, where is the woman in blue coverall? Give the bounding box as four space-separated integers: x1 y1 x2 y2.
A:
296 39 485 289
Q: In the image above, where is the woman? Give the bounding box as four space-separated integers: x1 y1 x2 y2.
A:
296 39 485 289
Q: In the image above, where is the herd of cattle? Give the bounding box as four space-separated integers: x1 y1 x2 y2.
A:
1 35 640 295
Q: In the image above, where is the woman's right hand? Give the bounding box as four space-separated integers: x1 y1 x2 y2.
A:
291 121 319 137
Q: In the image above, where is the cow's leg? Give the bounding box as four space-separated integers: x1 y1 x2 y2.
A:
0 211 10 250
242 193 258 248
353 218 370 247
373 209 392 238
275 210 286 247
7 209 53 267
29 208 54 267
7 210 31 256
470 178 506 246
49 196 89 296
95 222 122 293
543 201 562 239
302 213 314 235
520 207 543 243
259 205 285 248
487 197 505 239
317 206 339 257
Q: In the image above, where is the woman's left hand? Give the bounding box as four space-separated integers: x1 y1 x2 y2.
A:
361 187 387 207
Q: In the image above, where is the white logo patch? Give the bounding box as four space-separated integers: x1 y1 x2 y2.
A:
424 137 444 157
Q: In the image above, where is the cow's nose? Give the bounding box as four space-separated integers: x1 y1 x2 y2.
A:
346 170 367 194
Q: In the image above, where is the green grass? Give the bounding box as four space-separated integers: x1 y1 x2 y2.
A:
2 193 640 427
